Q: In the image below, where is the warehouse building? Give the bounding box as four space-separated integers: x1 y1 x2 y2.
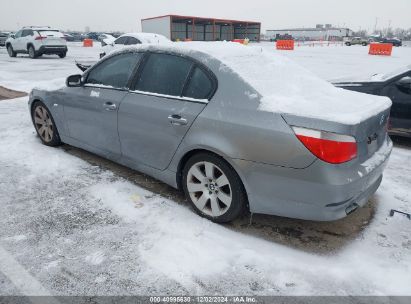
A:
141 15 261 42
266 24 353 41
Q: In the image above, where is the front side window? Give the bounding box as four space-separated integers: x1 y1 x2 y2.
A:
135 53 193 96
86 53 142 89
183 67 214 100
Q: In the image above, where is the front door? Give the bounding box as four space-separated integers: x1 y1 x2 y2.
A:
62 52 142 158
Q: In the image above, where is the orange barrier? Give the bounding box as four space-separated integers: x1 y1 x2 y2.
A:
276 40 294 50
184 38 192 42
83 39 93 47
232 39 245 44
369 43 392 56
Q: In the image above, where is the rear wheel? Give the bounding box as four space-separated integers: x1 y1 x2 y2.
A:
28 45 38 59
31 102 61 146
58 52 67 58
345 42 351 46
182 153 247 223
7 45 16 57
361 42 367 46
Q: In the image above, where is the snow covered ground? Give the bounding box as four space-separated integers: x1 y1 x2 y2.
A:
0 42 410 296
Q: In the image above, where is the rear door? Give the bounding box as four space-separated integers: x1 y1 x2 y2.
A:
118 52 216 170
62 52 142 158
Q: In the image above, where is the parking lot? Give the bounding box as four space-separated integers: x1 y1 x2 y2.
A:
1 42 411 295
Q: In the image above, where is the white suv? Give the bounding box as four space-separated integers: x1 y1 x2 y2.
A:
6 26 67 59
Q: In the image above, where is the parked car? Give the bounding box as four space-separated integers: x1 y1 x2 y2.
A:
369 36 402 47
345 37 368 46
0 32 10 47
382 38 402 47
65 32 86 42
98 33 115 45
335 65 411 137
6 26 67 58
28 43 392 223
99 32 170 58
86 32 102 41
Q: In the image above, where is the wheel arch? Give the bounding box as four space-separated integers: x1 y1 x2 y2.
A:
176 148 250 208
27 43 35 50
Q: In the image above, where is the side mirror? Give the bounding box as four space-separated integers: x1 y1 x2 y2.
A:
395 76 411 94
9 34 15 39
66 74 82 87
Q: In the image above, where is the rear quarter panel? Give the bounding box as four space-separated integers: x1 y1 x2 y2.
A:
168 57 316 172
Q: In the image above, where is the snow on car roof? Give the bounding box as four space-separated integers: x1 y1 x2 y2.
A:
121 32 171 44
116 42 392 125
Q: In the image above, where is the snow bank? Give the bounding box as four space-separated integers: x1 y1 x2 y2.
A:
124 42 391 125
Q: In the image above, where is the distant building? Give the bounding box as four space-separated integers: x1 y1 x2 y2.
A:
141 15 261 42
266 25 353 41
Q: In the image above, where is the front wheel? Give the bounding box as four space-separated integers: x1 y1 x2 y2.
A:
31 102 61 146
361 42 367 46
58 52 67 58
7 45 16 57
182 153 247 223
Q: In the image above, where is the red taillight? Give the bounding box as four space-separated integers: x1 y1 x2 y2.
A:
292 127 357 164
35 36 47 40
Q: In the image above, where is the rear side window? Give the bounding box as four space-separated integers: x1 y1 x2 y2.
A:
183 67 214 100
22 30 33 37
114 36 128 45
86 53 142 89
135 53 193 96
126 37 141 45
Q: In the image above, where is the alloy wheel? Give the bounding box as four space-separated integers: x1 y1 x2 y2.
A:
33 106 54 142
186 161 232 217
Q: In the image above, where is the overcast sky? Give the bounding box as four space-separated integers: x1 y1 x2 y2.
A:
1 0 410 33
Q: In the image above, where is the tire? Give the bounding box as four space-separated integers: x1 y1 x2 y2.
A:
345 42 351 46
31 101 62 146
58 52 67 58
182 152 247 223
7 45 16 57
361 42 367 46
28 45 38 59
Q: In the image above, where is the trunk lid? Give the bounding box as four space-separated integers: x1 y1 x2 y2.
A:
282 105 391 163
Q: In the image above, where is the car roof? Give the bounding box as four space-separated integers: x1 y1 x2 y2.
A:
120 32 170 43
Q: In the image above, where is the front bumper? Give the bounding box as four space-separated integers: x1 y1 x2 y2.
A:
232 137 393 221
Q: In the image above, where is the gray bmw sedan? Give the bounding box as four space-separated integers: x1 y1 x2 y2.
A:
29 42 393 222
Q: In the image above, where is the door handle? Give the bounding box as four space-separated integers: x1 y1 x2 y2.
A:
103 102 117 111
168 114 188 126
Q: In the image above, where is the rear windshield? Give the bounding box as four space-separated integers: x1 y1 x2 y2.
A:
37 30 64 37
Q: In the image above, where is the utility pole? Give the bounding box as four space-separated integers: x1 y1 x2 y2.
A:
374 17 378 34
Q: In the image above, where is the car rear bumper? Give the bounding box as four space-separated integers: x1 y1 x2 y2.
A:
38 45 67 54
232 136 393 221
